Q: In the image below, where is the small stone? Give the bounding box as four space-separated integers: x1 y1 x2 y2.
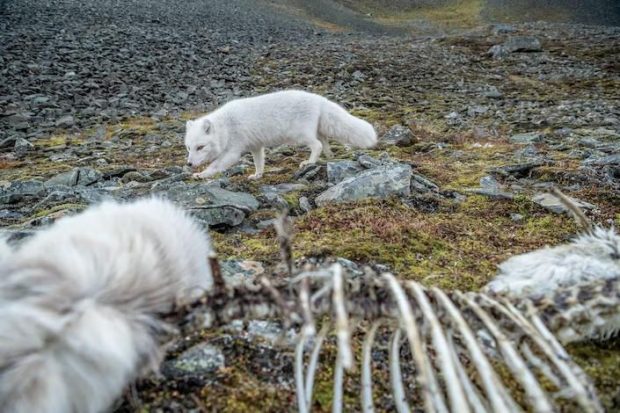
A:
357 154 383 169
490 162 544 178
55 115 75 128
582 154 620 167
14 138 34 156
221 259 265 287
491 23 516 35
299 196 312 213
381 125 414 146
510 213 524 222
121 171 152 183
351 70 365 81
509 132 544 144
263 192 289 210
482 85 503 99
163 343 224 377
487 44 509 59
503 36 542 52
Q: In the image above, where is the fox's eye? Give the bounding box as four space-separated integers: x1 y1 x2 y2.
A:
197 145 205 151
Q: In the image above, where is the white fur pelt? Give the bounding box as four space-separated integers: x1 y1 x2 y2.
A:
0 198 213 413
485 227 620 341
485 227 620 296
185 89 377 180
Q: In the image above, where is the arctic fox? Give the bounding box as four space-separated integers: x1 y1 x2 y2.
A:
185 90 378 180
0 198 213 413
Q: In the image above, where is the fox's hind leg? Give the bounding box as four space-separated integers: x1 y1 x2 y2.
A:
299 140 323 168
249 147 265 180
319 136 333 159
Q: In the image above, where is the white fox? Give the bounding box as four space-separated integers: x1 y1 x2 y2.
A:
184 90 378 180
0 198 213 413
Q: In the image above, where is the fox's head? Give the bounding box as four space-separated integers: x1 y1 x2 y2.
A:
184 118 222 168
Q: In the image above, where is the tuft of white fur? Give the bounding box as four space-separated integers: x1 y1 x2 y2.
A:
185 90 377 180
485 227 620 296
0 198 213 413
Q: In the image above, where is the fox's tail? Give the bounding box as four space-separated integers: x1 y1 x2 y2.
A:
318 99 377 148
0 198 213 413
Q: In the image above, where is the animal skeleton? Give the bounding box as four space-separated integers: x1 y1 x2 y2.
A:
179 257 611 413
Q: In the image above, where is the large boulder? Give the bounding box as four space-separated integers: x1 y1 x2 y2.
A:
315 163 412 205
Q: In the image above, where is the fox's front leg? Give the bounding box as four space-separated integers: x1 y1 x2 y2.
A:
193 152 241 179
249 147 265 180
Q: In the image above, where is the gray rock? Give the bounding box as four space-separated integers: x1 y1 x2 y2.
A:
466 175 514 199
381 125 414 146
166 183 258 212
45 168 102 187
45 169 80 187
0 137 17 151
491 23 516 35
0 180 45 204
357 154 383 169
510 213 524 222
510 132 544 144
14 138 34 156
410 173 439 193
121 171 152 183
490 162 544 178
487 44 509 59
515 145 539 160
293 163 323 181
467 105 489 117
226 320 297 347
326 160 363 184
263 192 289 210
77 168 102 186
532 193 595 214
299 196 312 213
503 36 542 52
191 205 247 227
55 115 75 128
469 188 515 200
260 183 306 195
582 154 620 166
316 163 412 206
164 183 258 227
221 259 265 287
163 343 224 377
482 85 503 99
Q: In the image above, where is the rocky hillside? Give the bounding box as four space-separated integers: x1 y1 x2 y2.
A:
1 0 619 411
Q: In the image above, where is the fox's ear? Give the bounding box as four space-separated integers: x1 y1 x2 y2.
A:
202 119 211 134
186 120 193 129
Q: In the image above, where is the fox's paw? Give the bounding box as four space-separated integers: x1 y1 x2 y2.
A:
192 172 208 180
299 160 314 168
248 173 263 180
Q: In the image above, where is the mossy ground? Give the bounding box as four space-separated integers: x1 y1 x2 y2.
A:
3 22 619 411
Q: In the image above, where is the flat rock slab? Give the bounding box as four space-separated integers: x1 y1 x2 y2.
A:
163 182 259 227
532 192 596 214
326 160 364 184
162 343 224 378
315 163 412 205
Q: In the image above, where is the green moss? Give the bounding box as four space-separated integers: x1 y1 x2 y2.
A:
567 341 620 409
29 203 86 219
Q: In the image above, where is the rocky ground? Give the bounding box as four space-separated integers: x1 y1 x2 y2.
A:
1 0 619 411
